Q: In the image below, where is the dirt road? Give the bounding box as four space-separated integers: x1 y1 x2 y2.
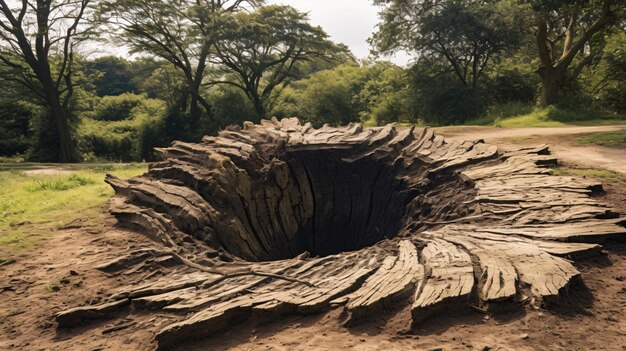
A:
437 125 626 174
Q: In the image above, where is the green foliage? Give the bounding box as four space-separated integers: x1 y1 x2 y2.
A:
580 31 626 113
372 0 523 88
289 65 362 127
271 62 413 127
486 65 537 104
208 88 258 127
93 93 148 121
408 60 486 125
80 96 167 161
83 56 138 96
27 174 96 192
357 63 413 125
211 5 353 117
0 100 34 156
576 130 626 149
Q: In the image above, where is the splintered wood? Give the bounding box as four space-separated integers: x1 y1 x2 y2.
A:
56 118 625 350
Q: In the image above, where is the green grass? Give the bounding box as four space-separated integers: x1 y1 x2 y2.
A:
576 130 626 149
552 167 626 183
463 105 626 128
26 174 96 192
0 164 147 260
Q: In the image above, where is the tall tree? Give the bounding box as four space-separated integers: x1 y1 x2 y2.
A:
98 0 262 127
370 0 522 88
529 0 620 106
0 0 92 162
84 55 137 96
208 5 352 118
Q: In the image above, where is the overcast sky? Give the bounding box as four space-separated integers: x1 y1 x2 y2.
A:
267 0 412 66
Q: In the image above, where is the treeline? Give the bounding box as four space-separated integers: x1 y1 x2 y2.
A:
0 0 624 162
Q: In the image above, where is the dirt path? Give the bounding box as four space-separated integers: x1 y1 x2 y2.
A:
437 125 626 174
1 127 625 351
435 124 626 140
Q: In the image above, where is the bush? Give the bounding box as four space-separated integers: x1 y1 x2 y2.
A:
80 97 167 161
270 63 413 127
487 68 536 104
208 88 258 128
408 62 487 125
0 101 33 156
93 93 147 121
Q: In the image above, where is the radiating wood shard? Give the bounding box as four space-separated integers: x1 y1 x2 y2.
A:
411 238 474 322
342 240 424 322
55 118 625 349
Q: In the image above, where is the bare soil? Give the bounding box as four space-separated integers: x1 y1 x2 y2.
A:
437 125 626 174
1 127 625 351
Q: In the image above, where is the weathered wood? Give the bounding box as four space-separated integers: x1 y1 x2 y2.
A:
343 240 424 322
57 118 626 348
56 299 129 328
411 238 474 322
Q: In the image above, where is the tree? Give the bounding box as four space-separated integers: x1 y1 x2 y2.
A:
98 0 262 128
0 0 93 162
529 0 620 106
84 55 137 96
208 5 352 118
371 0 522 88
581 30 626 112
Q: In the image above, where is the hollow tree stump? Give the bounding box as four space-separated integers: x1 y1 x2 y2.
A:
56 118 626 350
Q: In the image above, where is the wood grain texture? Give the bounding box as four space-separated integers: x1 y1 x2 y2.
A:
55 118 625 349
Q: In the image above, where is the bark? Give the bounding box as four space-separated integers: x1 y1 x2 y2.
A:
38 61 79 162
252 95 265 119
538 66 566 107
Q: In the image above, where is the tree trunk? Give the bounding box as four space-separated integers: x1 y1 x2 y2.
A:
538 67 565 107
51 101 79 163
189 92 201 128
252 94 265 120
40 73 79 163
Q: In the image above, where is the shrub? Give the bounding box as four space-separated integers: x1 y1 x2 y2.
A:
80 97 167 161
0 101 33 156
93 93 146 121
208 88 258 128
408 63 487 125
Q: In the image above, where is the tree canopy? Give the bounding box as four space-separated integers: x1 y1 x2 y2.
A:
209 5 352 118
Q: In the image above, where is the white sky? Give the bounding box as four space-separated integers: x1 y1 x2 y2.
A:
267 0 412 66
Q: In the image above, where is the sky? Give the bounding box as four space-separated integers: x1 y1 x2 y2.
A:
267 0 412 66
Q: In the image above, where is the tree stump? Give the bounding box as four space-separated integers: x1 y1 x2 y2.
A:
56 118 625 350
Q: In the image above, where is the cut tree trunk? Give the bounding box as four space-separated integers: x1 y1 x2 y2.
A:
56 118 626 350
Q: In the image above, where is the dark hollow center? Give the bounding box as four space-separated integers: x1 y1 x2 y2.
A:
279 146 413 259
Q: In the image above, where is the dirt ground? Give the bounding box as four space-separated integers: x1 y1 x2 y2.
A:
437 125 626 174
1 127 625 351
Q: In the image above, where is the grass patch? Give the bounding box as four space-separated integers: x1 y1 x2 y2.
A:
576 130 626 149
26 174 96 192
463 105 626 128
0 156 25 163
0 164 147 260
551 167 626 183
